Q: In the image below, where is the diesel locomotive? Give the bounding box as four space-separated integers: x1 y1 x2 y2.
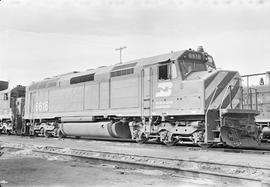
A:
0 85 25 135
0 47 260 147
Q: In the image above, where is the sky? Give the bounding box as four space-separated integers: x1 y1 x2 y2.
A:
0 0 270 87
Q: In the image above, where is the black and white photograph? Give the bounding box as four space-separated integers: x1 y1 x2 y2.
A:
1 0 270 186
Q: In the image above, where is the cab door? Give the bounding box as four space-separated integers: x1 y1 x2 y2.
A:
29 92 36 115
154 61 177 111
141 66 153 118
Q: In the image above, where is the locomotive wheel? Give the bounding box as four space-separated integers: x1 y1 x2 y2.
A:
2 127 7 135
33 131 38 137
260 133 264 140
6 130 11 136
163 134 178 146
40 128 45 137
163 140 177 146
136 132 148 144
58 130 65 139
155 137 163 144
44 131 50 138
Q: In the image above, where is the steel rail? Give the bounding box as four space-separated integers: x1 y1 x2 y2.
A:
3 134 270 155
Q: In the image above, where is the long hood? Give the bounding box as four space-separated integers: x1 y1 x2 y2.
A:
204 70 241 110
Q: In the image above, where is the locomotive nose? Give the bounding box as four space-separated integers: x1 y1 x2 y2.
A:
204 70 241 110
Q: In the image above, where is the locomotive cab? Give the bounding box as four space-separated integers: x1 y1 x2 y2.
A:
131 48 213 145
131 47 260 147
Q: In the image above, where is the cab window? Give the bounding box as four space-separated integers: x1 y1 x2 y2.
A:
158 64 170 80
4 93 8 100
179 60 206 79
158 63 178 80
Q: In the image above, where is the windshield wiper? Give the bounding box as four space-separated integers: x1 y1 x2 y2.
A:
185 70 196 77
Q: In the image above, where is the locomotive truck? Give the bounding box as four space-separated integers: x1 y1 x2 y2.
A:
0 47 260 147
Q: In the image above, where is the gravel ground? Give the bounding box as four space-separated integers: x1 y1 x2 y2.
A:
0 147 219 187
0 135 269 187
1 135 270 169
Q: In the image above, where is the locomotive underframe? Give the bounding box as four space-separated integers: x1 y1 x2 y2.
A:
128 108 260 147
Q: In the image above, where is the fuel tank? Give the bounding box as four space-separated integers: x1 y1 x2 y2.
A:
60 121 131 138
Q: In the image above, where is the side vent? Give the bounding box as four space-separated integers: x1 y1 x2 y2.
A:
111 68 134 78
47 81 57 88
29 83 38 91
38 82 47 89
70 74 95 84
112 62 137 71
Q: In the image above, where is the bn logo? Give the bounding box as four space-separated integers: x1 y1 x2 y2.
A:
155 82 173 97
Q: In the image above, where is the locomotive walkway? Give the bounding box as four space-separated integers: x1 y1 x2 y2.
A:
1 136 270 186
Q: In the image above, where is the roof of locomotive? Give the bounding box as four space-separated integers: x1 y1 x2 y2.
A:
27 50 187 89
124 50 185 67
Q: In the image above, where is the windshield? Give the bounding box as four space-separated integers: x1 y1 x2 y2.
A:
179 60 207 78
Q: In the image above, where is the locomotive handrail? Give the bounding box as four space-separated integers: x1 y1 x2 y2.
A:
219 85 230 110
205 87 218 143
206 87 218 113
247 87 258 111
241 87 258 110
219 84 239 111
219 85 258 111
239 86 246 110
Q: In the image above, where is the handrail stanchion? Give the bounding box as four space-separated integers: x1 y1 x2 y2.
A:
229 85 232 109
249 88 253 110
241 87 244 109
255 89 258 111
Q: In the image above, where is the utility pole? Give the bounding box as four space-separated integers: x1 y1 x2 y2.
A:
115 46 127 63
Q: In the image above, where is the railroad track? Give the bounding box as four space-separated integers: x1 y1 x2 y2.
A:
186 146 270 155
45 135 270 155
33 135 270 151
3 134 270 155
213 147 270 155
2 142 270 186
3 133 270 156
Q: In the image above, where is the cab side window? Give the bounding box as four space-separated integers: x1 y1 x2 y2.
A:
158 64 170 80
158 63 177 80
4 93 8 100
